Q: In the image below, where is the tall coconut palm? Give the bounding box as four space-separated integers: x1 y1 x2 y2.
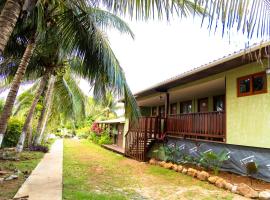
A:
16 72 48 152
0 0 202 53
0 38 35 147
0 3 136 148
0 0 38 53
34 75 55 145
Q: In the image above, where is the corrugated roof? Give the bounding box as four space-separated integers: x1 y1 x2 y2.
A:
134 41 270 98
95 117 125 124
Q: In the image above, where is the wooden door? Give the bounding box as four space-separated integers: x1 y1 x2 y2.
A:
198 98 208 112
117 124 124 148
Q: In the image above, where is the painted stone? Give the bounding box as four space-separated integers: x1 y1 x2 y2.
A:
236 183 259 198
197 171 210 181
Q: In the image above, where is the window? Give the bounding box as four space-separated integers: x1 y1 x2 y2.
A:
213 95 225 111
170 103 177 115
237 72 267 97
151 107 157 116
159 106 165 117
180 101 192 114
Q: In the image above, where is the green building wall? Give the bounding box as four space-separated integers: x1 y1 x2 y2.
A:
127 61 270 149
226 62 270 148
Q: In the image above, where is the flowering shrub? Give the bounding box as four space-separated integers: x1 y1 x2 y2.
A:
91 123 103 134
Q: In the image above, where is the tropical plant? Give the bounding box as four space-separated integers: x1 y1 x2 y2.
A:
0 3 138 148
98 129 112 145
2 117 23 148
246 161 259 186
16 74 49 152
199 150 229 175
197 0 270 39
163 143 181 162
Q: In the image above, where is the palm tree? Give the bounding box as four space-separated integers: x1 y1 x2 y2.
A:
0 0 202 54
196 0 270 39
0 0 38 53
0 3 136 148
16 72 48 152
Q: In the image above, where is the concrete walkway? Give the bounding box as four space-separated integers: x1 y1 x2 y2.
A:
14 139 63 200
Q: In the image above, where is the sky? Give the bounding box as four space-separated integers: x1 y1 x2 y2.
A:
0 14 263 108
97 16 263 94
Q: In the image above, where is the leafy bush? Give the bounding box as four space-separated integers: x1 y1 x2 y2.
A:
76 127 90 139
2 117 23 147
91 123 103 134
199 150 229 175
163 144 181 162
98 130 112 145
88 132 100 144
88 129 112 145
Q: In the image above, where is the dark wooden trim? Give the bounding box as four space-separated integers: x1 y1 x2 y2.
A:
164 93 170 118
237 71 267 97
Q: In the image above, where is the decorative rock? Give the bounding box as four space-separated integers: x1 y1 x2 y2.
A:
172 164 178 171
215 178 226 188
208 176 219 184
177 165 183 172
197 171 210 181
149 158 157 165
224 182 234 191
164 162 173 169
4 174 18 181
231 185 238 193
159 161 166 167
182 168 188 174
236 183 259 198
259 190 270 200
187 168 198 177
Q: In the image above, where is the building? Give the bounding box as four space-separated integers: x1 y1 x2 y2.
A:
124 42 270 182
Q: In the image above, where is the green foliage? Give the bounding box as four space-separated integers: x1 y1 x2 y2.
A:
199 150 229 175
76 127 90 139
87 129 112 145
163 144 181 162
88 132 100 144
0 98 5 113
98 130 112 145
2 117 24 147
246 162 259 176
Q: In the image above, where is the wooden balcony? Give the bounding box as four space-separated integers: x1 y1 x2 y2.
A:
125 112 226 161
167 111 226 142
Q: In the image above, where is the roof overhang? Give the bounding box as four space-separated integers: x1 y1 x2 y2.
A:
134 42 270 99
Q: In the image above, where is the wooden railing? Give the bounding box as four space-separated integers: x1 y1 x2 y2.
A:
167 111 226 142
125 112 226 161
125 117 165 161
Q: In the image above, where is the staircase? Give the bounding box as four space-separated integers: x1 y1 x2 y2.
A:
125 117 166 162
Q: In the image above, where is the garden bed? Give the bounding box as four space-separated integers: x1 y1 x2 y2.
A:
149 158 270 199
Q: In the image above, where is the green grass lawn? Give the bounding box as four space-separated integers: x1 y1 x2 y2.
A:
63 139 239 200
0 151 44 199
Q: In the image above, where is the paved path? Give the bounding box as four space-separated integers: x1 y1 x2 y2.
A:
14 139 63 200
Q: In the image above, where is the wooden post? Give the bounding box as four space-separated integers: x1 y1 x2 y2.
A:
164 92 170 118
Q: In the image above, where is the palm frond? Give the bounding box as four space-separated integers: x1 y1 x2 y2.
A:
91 0 204 20
88 7 135 38
199 0 270 38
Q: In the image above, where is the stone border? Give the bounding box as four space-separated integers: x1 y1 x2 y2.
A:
149 158 270 199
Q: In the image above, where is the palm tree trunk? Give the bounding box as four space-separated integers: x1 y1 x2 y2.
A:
27 119 33 147
0 0 23 54
35 75 55 145
16 75 47 152
0 39 35 148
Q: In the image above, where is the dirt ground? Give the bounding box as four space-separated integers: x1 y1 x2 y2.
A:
63 139 248 200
